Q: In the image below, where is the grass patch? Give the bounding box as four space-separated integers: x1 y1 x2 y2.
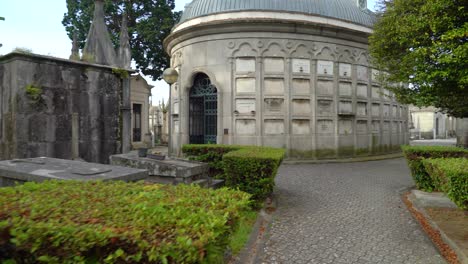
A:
228 210 258 255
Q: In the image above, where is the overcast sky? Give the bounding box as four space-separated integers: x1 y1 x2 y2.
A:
0 0 377 105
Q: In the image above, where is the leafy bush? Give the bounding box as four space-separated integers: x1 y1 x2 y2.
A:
401 145 468 191
423 158 468 210
0 181 251 263
182 145 285 205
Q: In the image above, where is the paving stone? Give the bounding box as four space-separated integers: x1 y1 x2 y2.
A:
258 158 445 264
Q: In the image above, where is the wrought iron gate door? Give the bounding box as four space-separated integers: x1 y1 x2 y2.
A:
189 74 217 144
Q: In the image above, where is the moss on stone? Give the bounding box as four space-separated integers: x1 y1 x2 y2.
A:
338 146 355 157
315 149 336 159
356 148 370 156
289 150 315 159
112 68 129 79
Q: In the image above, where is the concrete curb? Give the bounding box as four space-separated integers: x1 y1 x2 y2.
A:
284 152 403 164
406 191 467 264
231 194 278 264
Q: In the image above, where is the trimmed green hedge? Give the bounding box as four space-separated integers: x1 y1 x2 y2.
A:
0 181 251 263
183 145 285 204
423 158 468 210
401 145 468 191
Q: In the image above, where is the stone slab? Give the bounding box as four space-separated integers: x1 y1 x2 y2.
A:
411 190 459 208
0 157 148 187
110 151 209 178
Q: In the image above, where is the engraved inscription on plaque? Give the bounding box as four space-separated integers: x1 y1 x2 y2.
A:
317 80 333 95
372 120 380 133
292 79 310 94
357 102 367 116
339 82 352 96
264 58 285 73
339 119 353 135
372 103 380 117
339 101 353 114
317 100 333 115
372 86 381 99
292 99 311 115
339 63 352 77
357 65 368 81
357 84 368 97
317 60 334 75
264 119 285 135
292 59 310 74
292 119 310 135
383 104 390 117
236 78 256 94
236 58 255 73
236 99 256 114
357 120 368 134
264 78 284 94
265 98 284 113
236 119 256 135
317 119 334 134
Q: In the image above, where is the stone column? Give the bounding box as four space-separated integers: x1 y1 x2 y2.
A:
122 77 131 153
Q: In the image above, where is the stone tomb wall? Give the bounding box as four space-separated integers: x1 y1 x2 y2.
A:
170 33 409 159
0 53 124 163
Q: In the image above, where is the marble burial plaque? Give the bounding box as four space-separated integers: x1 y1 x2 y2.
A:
357 84 368 97
317 100 333 115
264 119 285 135
339 82 352 96
339 119 353 135
264 58 285 73
236 119 256 135
292 59 311 74
292 99 311 115
236 58 255 73
292 119 310 135
317 119 334 134
383 121 390 131
236 99 256 114
292 79 310 94
264 78 284 94
357 120 368 134
339 101 353 114
317 80 333 95
339 63 352 77
236 78 256 94
357 65 368 81
357 102 367 116
265 98 284 112
372 120 380 132
372 103 380 116
317 60 334 75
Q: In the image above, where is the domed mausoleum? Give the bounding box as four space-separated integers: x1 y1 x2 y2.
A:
164 0 409 159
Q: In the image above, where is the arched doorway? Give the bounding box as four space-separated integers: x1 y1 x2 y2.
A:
189 73 217 144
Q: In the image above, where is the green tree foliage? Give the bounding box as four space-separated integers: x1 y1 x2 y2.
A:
370 0 468 117
62 0 181 81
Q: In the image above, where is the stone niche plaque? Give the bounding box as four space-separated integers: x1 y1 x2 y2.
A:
357 120 368 134
236 58 255 73
236 99 256 114
236 78 256 94
264 98 284 113
372 86 381 99
339 82 352 96
317 60 334 75
292 79 310 94
339 101 353 114
339 63 352 77
317 80 333 95
372 103 380 116
357 84 368 97
292 119 310 135
264 58 284 73
317 100 334 115
292 59 310 74
292 99 311 115
357 65 368 81
372 120 380 133
383 104 390 117
383 121 390 131
392 105 398 117
357 102 367 116
236 119 256 135
264 78 284 94
317 119 334 134
264 119 284 135
339 119 353 135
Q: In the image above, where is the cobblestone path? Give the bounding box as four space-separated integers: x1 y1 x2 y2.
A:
260 158 445 264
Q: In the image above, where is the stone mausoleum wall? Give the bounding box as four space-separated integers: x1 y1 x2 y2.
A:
0 52 124 163
166 19 410 159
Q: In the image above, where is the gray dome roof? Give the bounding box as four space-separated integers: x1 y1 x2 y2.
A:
179 0 376 28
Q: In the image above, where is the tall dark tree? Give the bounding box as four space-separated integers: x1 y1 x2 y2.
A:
369 0 468 118
62 0 181 80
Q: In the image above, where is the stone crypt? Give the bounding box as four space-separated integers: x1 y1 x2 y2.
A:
164 0 410 159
